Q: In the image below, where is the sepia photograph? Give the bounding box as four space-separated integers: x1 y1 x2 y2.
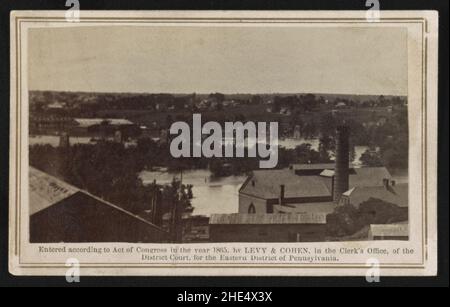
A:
27 24 409 244
8 10 439 277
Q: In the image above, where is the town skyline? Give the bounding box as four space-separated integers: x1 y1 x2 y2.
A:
28 89 407 98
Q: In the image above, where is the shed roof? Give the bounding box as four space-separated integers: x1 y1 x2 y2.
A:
320 169 335 177
29 167 165 231
370 224 409 237
29 167 80 215
316 167 392 187
343 183 408 208
291 163 343 170
74 118 134 128
350 167 392 187
209 213 327 225
239 169 331 200
273 202 335 215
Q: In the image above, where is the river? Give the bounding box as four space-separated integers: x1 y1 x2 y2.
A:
140 165 407 217
140 169 246 216
139 139 371 217
31 135 378 216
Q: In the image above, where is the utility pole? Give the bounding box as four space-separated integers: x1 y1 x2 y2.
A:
170 181 184 243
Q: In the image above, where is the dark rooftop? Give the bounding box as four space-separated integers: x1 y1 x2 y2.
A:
240 165 393 201
239 169 331 200
29 167 165 231
209 213 327 225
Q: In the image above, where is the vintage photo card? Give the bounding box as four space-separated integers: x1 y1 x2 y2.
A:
9 10 438 276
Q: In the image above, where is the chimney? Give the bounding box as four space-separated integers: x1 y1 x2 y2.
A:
114 130 123 143
59 132 70 148
279 184 285 206
333 125 350 203
148 184 163 226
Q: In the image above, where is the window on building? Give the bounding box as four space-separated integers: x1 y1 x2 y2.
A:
248 203 256 214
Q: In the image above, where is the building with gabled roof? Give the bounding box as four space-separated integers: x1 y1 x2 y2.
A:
238 164 395 215
73 118 134 128
339 182 408 208
69 118 140 139
29 167 169 243
226 125 407 242
241 169 332 200
238 126 406 218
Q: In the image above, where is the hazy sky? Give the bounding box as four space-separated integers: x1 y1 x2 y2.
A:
28 26 407 95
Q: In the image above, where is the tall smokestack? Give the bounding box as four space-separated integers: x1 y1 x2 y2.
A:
333 125 350 203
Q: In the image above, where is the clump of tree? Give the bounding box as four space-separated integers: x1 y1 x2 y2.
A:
371 108 408 170
359 149 383 167
326 199 408 237
272 94 320 114
29 142 192 218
